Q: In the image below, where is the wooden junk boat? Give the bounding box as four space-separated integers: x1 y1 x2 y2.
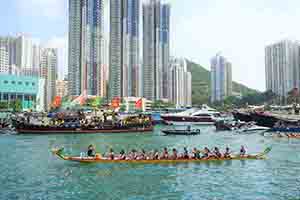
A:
52 147 272 164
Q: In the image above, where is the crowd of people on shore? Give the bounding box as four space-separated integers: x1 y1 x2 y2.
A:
0 119 10 129
86 145 248 160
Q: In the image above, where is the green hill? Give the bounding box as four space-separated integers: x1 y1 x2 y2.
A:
186 59 259 105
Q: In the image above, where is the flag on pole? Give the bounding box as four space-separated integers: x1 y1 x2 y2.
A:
91 97 102 107
72 90 87 105
52 96 62 108
111 97 120 109
135 98 143 109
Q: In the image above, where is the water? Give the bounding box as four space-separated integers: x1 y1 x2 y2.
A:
1 125 300 200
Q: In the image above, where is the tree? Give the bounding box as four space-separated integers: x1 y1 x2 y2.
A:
287 88 299 104
0 102 9 109
119 104 126 112
152 100 175 109
9 99 22 112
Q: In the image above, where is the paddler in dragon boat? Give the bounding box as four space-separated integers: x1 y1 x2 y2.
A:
213 147 222 158
240 145 246 157
91 146 239 160
223 147 232 158
285 133 300 138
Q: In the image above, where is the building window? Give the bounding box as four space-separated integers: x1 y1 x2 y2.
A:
11 81 16 84
18 81 22 85
32 83 35 86
25 82 29 86
4 80 8 84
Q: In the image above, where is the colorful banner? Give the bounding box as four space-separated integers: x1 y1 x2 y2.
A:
72 95 86 105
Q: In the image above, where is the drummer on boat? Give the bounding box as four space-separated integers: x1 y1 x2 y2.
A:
87 144 96 157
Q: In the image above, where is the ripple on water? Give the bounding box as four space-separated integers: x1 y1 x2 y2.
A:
1 126 300 200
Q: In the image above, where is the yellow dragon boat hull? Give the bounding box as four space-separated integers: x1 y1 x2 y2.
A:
52 147 271 164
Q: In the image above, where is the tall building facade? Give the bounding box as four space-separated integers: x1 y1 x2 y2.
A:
265 40 300 97
32 44 40 70
100 37 108 97
40 48 57 110
168 58 192 107
16 35 33 69
109 0 140 99
225 61 232 98
0 36 17 74
56 80 68 97
161 4 170 99
142 0 170 101
0 46 9 73
210 54 232 103
68 0 104 96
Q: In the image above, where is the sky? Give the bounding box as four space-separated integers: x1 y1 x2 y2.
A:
1 0 300 91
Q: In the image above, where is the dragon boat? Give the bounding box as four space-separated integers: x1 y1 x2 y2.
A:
52 147 271 164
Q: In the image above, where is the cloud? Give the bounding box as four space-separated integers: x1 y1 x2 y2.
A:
171 0 300 91
44 35 68 80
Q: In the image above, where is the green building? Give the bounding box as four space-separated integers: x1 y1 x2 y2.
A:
0 74 39 110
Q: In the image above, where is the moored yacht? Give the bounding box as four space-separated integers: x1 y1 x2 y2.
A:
161 105 221 125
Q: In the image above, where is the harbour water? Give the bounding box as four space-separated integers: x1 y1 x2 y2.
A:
1 125 300 200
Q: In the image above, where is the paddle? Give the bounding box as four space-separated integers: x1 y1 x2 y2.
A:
255 147 272 157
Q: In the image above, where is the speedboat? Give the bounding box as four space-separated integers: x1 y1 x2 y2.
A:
161 105 221 125
238 125 270 134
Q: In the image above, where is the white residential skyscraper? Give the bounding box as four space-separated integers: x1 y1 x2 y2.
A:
16 35 33 69
210 54 232 103
68 0 104 96
0 36 17 72
168 58 192 107
109 0 140 99
32 44 40 70
40 48 57 110
265 40 300 97
142 0 170 101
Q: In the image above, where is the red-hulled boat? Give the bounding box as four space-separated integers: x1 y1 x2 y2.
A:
16 125 153 134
